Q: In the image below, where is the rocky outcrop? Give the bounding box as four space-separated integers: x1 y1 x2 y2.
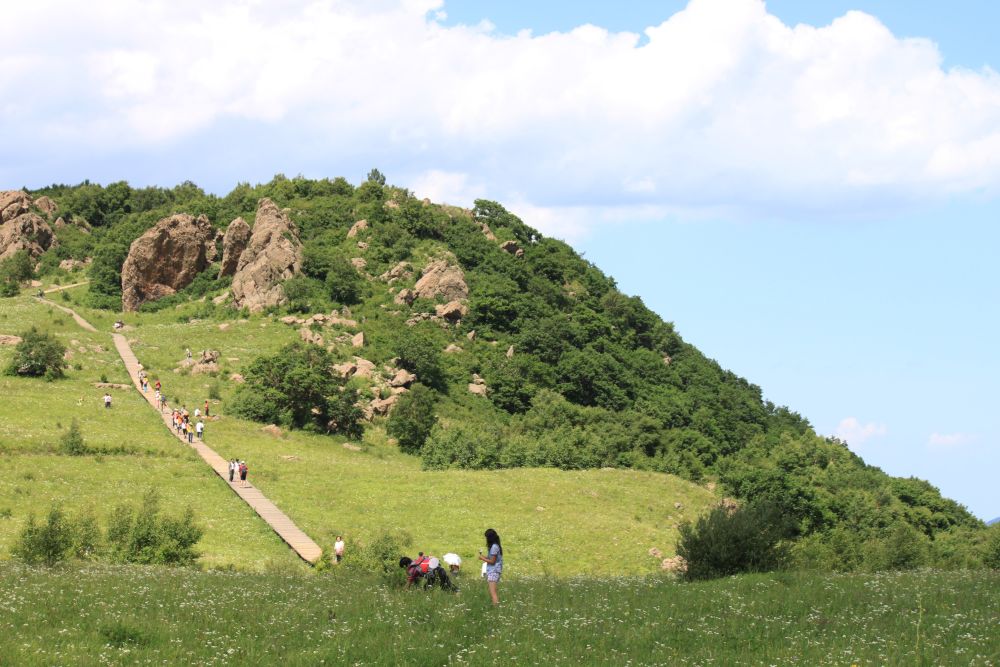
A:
413 258 468 301
218 217 251 278
350 257 367 271
468 373 488 397
379 261 412 284
394 288 416 306
0 212 55 261
0 190 57 261
0 191 32 223
0 334 23 346
351 331 365 348
435 300 468 323
501 240 524 258
120 214 216 311
389 369 416 388
347 219 368 238
480 223 497 241
34 196 58 217
177 349 220 375
230 198 303 313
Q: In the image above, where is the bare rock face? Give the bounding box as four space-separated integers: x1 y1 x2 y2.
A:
347 219 368 238
230 198 303 313
435 300 468 323
33 196 58 218
480 223 497 241
379 261 412 284
369 393 400 417
661 556 687 574
413 258 468 302
120 214 216 311
393 288 416 306
0 191 32 223
218 217 251 278
389 368 416 388
0 212 55 261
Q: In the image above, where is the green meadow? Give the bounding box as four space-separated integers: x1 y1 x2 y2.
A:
1 291 715 575
0 563 997 666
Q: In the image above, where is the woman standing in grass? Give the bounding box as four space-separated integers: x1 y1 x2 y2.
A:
478 528 503 605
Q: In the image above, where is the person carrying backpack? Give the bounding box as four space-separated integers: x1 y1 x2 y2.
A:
239 460 248 487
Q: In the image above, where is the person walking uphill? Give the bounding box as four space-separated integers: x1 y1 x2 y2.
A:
478 528 503 605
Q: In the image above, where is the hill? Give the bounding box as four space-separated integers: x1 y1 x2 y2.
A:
0 174 990 571
989 517 999 526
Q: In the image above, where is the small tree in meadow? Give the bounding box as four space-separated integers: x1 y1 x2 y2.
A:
387 383 438 454
60 419 88 456
676 501 793 581
4 327 66 380
12 507 74 566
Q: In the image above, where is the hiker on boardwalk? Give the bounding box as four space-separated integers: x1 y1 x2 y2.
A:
228 459 236 483
103 393 112 409
195 420 204 441
238 460 248 487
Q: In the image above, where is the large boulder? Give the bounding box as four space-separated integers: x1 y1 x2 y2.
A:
0 191 32 223
218 217 251 278
0 212 55 261
120 214 217 311
413 258 468 302
0 191 56 261
230 198 303 313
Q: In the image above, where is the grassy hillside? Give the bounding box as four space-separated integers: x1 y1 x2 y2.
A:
0 292 716 574
2 175 989 572
1 562 997 666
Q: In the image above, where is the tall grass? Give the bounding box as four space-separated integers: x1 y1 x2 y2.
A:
0 564 997 665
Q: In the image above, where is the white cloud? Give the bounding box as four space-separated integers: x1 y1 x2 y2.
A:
835 417 888 447
927 432 976 450
4 0 1000 235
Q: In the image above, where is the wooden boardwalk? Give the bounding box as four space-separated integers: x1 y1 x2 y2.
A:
32 294 323 564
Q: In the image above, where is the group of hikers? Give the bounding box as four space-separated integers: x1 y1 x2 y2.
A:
399 529 504 605
170 405 205 443
227 459 249 487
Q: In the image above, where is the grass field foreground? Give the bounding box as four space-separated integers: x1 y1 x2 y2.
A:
0 563 997 666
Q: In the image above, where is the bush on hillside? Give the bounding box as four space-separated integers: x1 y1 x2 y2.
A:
106 490 202 566
230 342 362 436
4 327 66 380
344 529 412 580
984 525 1000 569
387 384 438 454
0 250 33 295
12 507 75 566
676 502 793 581
393 331 444 391
60 419 89 456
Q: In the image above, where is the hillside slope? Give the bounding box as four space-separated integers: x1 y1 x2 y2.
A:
1 175 988 570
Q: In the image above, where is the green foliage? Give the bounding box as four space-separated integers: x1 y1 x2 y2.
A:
105 490 202 566
344 529 411 577
12 506 74 566
230 342 361 436
324 257 363 305
677 502 793 581
4 327 66 380
0 250 34 294
281 276 329 314
393 330 444 390
387 384 438 454
984 525 1000 569
60 419 88 456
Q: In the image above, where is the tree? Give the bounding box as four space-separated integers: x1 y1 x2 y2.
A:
12 506 74 566
393 331 444 390
230 342 362 436
60 420 88 455
5 327 66 380
388 384 438 454
367 168 387 186
676 502 793 581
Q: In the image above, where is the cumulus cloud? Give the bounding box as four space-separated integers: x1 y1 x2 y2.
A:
927 432 976 450
3 0 1000 236
835 417 888 446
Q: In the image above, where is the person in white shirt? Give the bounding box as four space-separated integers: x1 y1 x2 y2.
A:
195 420 204 440
334 536 345 563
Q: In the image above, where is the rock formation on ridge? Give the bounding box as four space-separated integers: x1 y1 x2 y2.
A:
230 198 303 312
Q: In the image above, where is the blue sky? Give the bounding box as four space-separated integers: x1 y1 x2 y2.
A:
2 1 997 519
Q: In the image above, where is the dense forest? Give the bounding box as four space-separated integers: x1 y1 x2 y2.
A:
7 173 990 570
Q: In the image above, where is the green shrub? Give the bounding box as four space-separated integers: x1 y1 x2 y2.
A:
345 529 411 579
387 383 437 454
105 490 202 566
60 420 89 456
676 502 793 581
4 327 66 380
981 525 1000 569
393 331 444 390
12 507 74 566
